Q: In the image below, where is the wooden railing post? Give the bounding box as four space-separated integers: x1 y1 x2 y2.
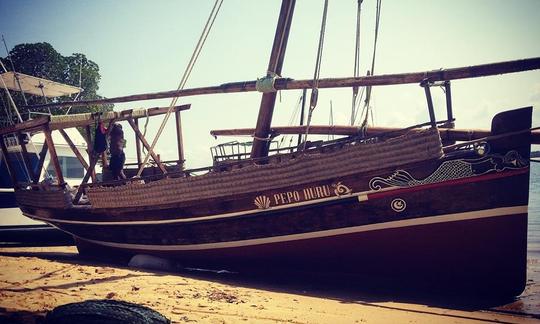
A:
43 126 65 186
175 109 185 169
34 142 48 184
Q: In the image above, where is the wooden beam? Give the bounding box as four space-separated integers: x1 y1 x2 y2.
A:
126 117 168 174
48 105 191 130
24 57 540 110
0 136 18 186
73 156 98 204
210 125 540 144
174 109 185 168
0 116 49 136
251 0 296 158
134 118 142 168
43 126 65 186
58 129 94 182
34 142 48 184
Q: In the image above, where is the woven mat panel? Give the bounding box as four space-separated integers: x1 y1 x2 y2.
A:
15 189 72 209
88 129 443 208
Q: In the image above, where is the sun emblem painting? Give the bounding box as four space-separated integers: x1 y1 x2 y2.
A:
254 195 271 209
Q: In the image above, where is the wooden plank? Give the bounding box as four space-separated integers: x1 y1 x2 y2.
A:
0 116 49 136
16 132 37 183
24 57 540 110
34 142 48 184
174 109 185 168
127 117 168 174
58 129 94 182
43 126 65 186
0 135 18 185
210 125 540 144
251 0 296 158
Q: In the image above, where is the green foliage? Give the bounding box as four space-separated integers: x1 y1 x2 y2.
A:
0 42 113 123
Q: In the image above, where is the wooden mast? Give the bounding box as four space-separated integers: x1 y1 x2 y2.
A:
250 0 296 158
24 57 540 110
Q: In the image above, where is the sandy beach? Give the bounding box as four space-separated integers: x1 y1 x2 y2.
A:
1 246 539 323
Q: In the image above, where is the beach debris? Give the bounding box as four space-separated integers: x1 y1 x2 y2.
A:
128 254 176 272
44 299 170 324
207 289 242 304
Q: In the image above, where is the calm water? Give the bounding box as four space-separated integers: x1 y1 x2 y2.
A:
528 162 540 258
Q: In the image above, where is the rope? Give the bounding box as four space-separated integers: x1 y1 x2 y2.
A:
0 59 23 123
136 0 223 177
1 35 28 106
279 93 303 147
302 0 329 150
359 0 382 128
350 0 363 126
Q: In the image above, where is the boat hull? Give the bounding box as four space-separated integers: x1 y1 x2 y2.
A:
26 164 530 296
75 209 528 296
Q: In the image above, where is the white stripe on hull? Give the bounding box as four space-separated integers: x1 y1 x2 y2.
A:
73 205 527 251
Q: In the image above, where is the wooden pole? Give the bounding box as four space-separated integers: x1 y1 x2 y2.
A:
0 135 18 186
134 118 142 168
297 88 306 146
421 81 437 128
127 118 168 174
444 81 454 126
73 156 98 204
58 129 94 181
174 109 185 169
251 0 296 158
23 57 540 110
34 142 48 184
43 126 65 186
17 132 37 183
210 125 540 144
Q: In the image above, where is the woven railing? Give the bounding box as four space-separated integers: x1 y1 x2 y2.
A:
15 189 72 209
87 129 443 209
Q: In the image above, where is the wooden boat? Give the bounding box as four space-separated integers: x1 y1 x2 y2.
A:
2 0 540 296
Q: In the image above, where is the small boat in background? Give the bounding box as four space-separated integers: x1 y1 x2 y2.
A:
0 71 87 228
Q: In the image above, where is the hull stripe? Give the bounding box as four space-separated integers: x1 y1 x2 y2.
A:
74 205 527 251
25 169 527 226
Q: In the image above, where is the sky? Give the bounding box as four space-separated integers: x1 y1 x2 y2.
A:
1 0 539 168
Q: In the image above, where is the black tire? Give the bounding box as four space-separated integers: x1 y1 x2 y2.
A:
44 299 170 324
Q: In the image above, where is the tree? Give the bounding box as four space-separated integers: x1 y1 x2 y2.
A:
0 42 112 124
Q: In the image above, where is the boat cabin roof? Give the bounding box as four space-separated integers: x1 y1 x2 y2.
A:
1 71 82 97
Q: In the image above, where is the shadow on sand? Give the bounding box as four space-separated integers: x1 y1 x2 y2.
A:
1 247 537 322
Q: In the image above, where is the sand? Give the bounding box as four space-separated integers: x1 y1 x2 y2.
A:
0 246 538 324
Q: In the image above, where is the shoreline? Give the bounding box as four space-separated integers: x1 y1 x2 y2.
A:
1 246 539 323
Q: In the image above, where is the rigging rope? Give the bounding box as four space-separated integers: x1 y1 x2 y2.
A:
136 0 223 177
359 0 382 129
302 0 329 150
350 0 363 126
279 93 303 147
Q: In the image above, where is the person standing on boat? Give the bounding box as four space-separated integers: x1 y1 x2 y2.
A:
109 123 126 180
